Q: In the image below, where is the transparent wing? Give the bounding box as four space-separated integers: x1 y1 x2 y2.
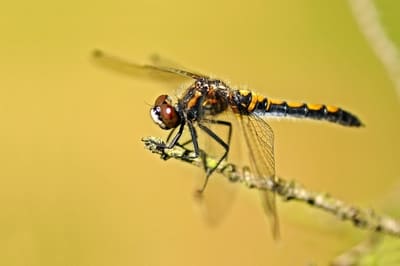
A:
92 50 207 81
193 112 238 226
238 113 280 239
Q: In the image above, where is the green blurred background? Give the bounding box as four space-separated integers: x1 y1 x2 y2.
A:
1 0 399 265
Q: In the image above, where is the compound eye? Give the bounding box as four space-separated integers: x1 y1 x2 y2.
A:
160 103 180 129
154 95 169 106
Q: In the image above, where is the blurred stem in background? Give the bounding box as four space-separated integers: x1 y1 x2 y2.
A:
349 0 400 100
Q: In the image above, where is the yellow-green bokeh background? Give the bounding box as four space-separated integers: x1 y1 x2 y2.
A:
1 1 399 265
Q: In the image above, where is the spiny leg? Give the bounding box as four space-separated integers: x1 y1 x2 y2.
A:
196 122 230 194
187 121 201 158
197 119 232 191
152 121 185 160
166 125 196 149
165 119 231 153
201 119 232 159
162 121 201 162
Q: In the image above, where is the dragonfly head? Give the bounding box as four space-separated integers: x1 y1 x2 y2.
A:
150 95 181 130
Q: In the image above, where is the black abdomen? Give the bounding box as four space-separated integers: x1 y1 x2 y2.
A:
232 90 363 127
267 100 363 127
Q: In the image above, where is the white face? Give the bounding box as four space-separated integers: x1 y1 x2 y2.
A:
150 106 167 129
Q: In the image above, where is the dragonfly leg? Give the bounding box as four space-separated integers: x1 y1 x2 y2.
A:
166 126 196 149
201 119 232 159
151 121 185 160
186 121 201 158
196 122 230 194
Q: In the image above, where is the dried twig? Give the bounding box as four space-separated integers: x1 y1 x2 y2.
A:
142 136 400 238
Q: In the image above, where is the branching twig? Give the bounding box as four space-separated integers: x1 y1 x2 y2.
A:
142 136 400 238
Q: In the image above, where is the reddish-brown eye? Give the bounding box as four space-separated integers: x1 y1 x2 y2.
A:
160 104 180 129
150 94 180 129
154 95 168 106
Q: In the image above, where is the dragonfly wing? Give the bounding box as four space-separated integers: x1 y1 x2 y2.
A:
92 50 207 81
238 113 280 239
149 53 209 80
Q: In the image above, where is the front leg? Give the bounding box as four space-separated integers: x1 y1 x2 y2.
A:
149 120 186 151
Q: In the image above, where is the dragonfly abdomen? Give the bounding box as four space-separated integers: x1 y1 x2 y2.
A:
265 99 362 127
233 90 363 127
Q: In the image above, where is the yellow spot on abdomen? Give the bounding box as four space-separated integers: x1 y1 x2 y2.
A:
247 93 258 112
287 101 304 108
326 105 339 113
256 95 265 103
307 103 323 110
269 99 284 105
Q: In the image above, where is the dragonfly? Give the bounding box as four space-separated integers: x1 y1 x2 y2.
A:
93 50 363 239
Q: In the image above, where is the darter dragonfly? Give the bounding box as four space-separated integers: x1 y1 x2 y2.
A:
93 50 363 239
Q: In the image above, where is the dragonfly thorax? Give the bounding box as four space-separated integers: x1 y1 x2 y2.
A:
150 95 181 130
